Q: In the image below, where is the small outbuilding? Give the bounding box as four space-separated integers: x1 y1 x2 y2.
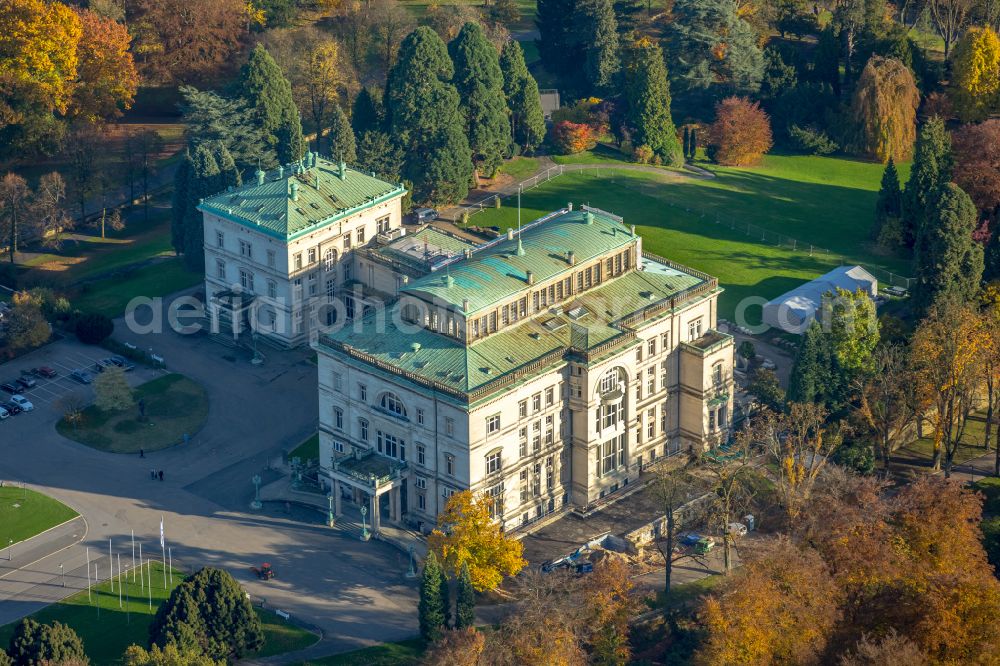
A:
762 265 877 334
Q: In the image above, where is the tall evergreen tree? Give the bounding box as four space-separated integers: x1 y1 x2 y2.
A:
613 0 644 34
351 87 384 136
171 149 193 256
903 116 954 247
178 86 274 170
912 183 984 315
788 321 831 405
500 41 546 155
214 144 241 190
664 0 764 95
536 0 579 78
449 23 511 178
624 39 683 165
180 145 221 272
356 131 404 181
578 0 620 93
873 157 902 240
238 44 304 165
419 551 449 643
7 619 87 665
455 562 476 630
327 104 357 164
387 27 472 204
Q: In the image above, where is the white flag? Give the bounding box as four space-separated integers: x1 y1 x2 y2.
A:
159 516 165 548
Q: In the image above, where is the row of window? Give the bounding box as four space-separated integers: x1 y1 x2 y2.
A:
330 375 455 434
517 415 556 457
516 385 558 420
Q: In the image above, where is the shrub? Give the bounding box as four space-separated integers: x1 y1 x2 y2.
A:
787 124 839 155
75 312 114 344
632 144 654 164
551 121 597 155
708 97 773 166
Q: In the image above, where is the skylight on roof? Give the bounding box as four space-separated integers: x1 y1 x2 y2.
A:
567 306 589 320
542 318 566 332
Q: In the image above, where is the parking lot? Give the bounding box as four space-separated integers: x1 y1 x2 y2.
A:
0 340 163 420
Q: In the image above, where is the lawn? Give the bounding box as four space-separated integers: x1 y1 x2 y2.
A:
894 412 993 470
497 156 539 181
652 574 726 613
290 433 320 463
0 561 317 665
295 638 424 666
0 486 78 547
471 153 911 319
56 374 209 453
550 143 636 166
72 257 201 317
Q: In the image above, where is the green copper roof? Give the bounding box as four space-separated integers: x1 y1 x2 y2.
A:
402 209 636 316
319 255 711 400
197 156 405 241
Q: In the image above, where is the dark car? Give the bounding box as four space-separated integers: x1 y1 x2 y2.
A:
93 359 114 373
0 382 18 394
15 376 36 390
109 356 135 371
3 402 22 416
34 366 57 378
70 369 93 384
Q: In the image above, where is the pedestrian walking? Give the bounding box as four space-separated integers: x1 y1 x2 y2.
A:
158 470 163 481
139 448 144 458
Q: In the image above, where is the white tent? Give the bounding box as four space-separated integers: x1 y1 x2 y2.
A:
762 266 877 334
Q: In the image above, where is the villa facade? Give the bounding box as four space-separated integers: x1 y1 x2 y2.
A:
313 205 734 534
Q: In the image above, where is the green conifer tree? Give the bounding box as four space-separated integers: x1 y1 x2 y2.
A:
689 128 697 160
624 40 683 165
180 145 221 272
171 149 192 256
419 551 448 643
536 0 580 78
788 321 831 405
387 27 472 204
873 157 902 240
327 104 357 164
238 44 305 165
450 22 511 178
578 0 620 93
214 144 242 190
455 562 476 630
500 41 547 155
903 116 954 247
351 87 384 136
8 619 86 665
913 183 985 315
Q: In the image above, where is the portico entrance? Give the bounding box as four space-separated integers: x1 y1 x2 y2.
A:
324 449 407 536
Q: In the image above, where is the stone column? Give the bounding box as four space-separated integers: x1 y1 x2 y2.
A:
370 492 380 533
391 486 401 523
334 479 342 517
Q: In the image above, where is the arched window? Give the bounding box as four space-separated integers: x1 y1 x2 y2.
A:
380 392 407 417
599 367 626 397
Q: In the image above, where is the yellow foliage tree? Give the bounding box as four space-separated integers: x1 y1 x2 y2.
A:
428 490 526 592
850 55 920 163
72 9 139 122
950 26 1000 122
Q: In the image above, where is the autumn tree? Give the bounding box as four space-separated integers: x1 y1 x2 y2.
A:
697 539 841 665
651 464 698 594
850 56 920 163
94 366 134 412
420 628 484 666
369 0 416 74
953 120 1000 219
584 557 636 665
929 0 976 57
2 300 50 353
551 121 598 154
708 96 773 166
859 344 915 471
499 41 546 155
701 427 757 573
428 490 526 591
912 182 984 316
911 299 988 474
267 29 345 146
238 44 304 165
449 22 511 178
72 9 138 122
949 26 1000 121
622 39 683 166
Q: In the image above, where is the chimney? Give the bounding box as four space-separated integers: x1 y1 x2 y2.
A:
507 228 514 240
290 181 299 201
255 168 265 186
585 212 594 225
516 237 525 256
463 298 470 312
464 249 472 259
277 166 284 179
567 202 573 211
338 161 347 180
445 274 455 288
526 270 535 285
568 250 576 265
630 224 636 235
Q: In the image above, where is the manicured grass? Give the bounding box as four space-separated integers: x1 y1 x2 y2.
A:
290 433 320 463
56 374 208 453
550 143 635 166
72 257 201 317
295 638 424 666
896 413 992 469
0 486 78 547
497 156 540 181
471 154 910 319
0 562 317 665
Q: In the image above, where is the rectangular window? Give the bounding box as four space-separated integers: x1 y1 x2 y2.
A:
216 259 225 280
532 420 541 453
577 272 583 291
532 393 541 413
359 384 367 401
417 444 426 465
294 253 302 270
661 405 667 433
520 469 529 502
267 280 277 299
688 318 703 341
647 408 655 438
239 269 254 292
415 476 427 489
647 367 656 394
326 279 335 300
446 454 455 475
661 332 669 351
519 400 528 419
546 456 554 490
713 362 724 386
308 272 318 295
545 415 554 446
636 382 642 401
486 450 502 474
545 387 554 407
487 414 501 435
661 361 668 390
216 231 224 248
334 408 343 430
332 372 342 392
709 410 716 431
267 249 276 268
636 348 643 363
343 234 352 250
418 493 426 510
446 418 454 437
533 463 541 496
377 216 390 233
306 248 315 264
519 427 528 457
417 409 425 425
334 441 344 453
357 227 365 244
648 339 656 356
239 240 250 258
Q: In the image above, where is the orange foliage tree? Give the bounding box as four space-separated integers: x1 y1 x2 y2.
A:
72 9 138 122
550 120 598 155
707 96 773 166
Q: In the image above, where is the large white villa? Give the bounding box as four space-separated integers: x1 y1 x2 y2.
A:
312 202 735 535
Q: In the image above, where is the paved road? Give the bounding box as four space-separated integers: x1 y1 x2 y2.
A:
0 295 418 658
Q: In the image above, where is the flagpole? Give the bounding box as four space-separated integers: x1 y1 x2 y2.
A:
146 557 152 610
118 554 123 608
168 547 173 585
160 516 167 589
131 529 135 581
108 538 113 593
138 542 143 591
86 547 91 603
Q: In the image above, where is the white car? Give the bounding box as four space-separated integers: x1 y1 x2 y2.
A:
0 406 8 420
10 395 34 412
726 522 748 538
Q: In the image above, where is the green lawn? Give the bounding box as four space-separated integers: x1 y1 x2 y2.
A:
497 156 539 180
652 574 726 613
0 561 317 665
56 374 209 453
290 433 320 463
72 257 201 317
472 153 910 319
895 413 993 469
550 143 635 166
295 638 424 666
0 487 78 547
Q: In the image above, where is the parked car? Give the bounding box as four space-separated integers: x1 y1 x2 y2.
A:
680 533 706 547
1 381 18 394
93 359 114 373
3 402 22 416
15 376 36 390
109 356 135 371
726 522 748 538
34 367 58 378
70 369 93 384
10 395 33 412
0 406 9 420
413 207 438 223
